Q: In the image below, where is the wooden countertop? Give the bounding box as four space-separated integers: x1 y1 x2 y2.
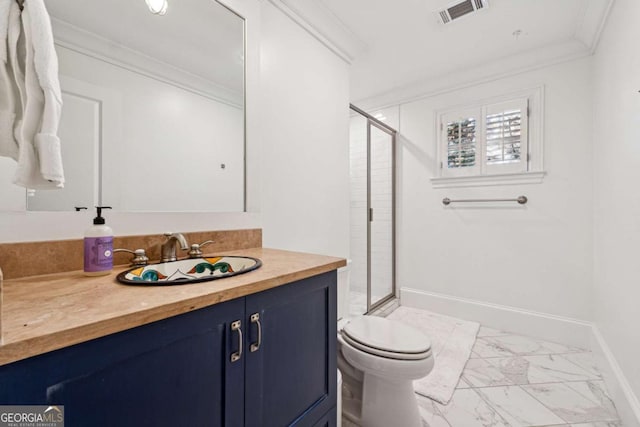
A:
0 248 346 366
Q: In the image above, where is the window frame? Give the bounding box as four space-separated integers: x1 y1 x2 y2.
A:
432 86 545 188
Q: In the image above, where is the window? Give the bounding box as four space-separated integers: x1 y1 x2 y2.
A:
442 108 481 177
433 88 544 188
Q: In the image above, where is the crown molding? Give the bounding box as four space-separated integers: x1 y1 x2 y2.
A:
353 39 591 111
51 18 243 108
265 0 366 64
574 0 616 54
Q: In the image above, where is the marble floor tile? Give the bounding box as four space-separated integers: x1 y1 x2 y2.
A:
571 422 622 427
461 359 515 388
417 394 452 427
560 353 602 379
485 354 599 385
521 381 618 424
474 335 584 357
456 377 473 389
565 382 618 417
436 389 511 427
477 326 510 337
484 356 531 385
476 385 565 426
471 337 517 358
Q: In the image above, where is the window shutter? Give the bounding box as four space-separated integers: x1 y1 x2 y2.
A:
484 98 529 174
440 109 481 177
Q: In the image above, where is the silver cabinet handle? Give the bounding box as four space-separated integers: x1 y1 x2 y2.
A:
230 320 243 362
250 313 262 352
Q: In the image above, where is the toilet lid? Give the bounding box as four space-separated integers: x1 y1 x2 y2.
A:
342 316 431 356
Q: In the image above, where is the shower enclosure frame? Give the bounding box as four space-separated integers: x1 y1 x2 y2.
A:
350 104 397 314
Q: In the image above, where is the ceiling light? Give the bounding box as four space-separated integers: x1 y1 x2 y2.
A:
146 0 168 15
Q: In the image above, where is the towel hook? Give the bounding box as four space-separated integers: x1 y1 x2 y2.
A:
16 0 24 11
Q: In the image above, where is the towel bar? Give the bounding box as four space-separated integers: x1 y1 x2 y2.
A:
442 196 528 205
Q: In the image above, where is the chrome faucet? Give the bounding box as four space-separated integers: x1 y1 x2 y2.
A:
160 232 189 262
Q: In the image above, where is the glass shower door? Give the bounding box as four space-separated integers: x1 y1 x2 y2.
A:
369 123 394 310
348 105 396 315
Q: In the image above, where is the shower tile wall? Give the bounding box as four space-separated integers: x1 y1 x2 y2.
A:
349 115 393 314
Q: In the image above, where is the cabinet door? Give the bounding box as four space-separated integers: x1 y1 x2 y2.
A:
244 272 337 426
312 408 337 427
0 299 245 427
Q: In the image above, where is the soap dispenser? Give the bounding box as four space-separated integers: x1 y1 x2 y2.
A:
84 206 114 276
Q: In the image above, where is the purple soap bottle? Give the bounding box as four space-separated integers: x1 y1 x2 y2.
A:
84 206 114 276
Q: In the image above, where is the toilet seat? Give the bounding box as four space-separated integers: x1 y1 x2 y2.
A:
341 316 432 361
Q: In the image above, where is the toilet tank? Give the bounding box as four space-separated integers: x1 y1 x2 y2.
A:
337 259 352 320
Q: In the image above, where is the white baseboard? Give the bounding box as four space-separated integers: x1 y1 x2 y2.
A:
400 287 640 426
591 326 640 427
400 287 592 348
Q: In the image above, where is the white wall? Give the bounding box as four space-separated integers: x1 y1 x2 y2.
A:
592 0 640 419
393 57 594 321
0 158 26 211
258 1 350 258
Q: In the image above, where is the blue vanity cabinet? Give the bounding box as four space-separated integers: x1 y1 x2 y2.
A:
0 297 246 427
0 270 337 427
244 272 337 426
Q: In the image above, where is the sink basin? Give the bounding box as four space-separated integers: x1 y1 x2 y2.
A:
116 256 262 286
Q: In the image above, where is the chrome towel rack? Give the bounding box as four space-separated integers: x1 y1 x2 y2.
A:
442 196 528 206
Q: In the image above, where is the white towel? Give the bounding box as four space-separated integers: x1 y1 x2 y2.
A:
0 0 10 63
12 0 64 188
0 0 18 160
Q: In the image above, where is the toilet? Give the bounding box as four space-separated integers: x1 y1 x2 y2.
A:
337 316 433 427
336 261 434 427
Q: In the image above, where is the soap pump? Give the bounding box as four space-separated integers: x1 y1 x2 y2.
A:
84 206 114 276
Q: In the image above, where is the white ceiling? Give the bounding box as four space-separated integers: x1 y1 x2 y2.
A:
46 0 244 94
45 0 612 104
313 0 612 102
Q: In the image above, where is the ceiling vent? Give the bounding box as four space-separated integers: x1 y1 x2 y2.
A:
437 0 488 24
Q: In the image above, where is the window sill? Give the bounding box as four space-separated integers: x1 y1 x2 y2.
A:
430 171 546 189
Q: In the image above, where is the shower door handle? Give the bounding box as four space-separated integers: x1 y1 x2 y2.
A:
369 208 373 222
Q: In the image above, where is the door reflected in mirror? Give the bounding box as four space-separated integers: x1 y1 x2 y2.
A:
0 0 245 213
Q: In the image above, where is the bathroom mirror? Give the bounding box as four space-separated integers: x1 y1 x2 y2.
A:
0 0 245 212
